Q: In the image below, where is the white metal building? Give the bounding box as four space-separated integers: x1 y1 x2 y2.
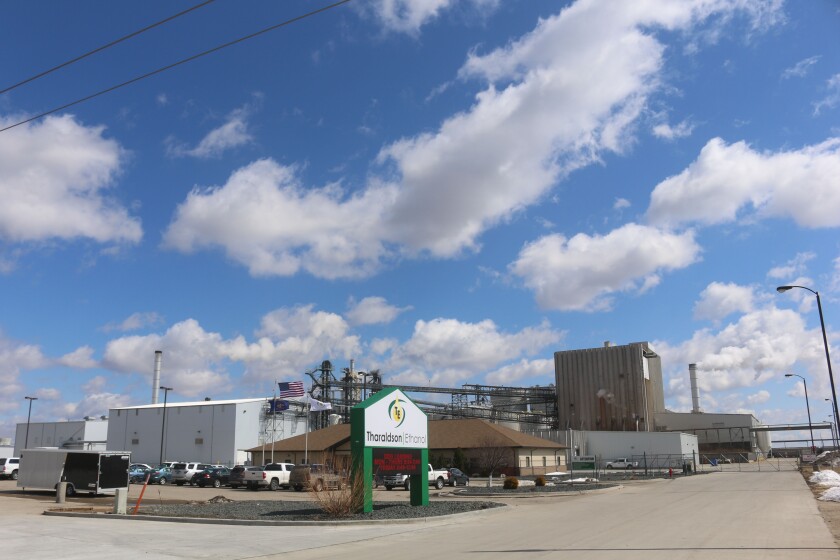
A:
107 398 308 466
14 417 109 456
581 430 699 466
654 411 770 454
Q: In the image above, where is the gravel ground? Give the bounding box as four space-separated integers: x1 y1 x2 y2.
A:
140 499 503 521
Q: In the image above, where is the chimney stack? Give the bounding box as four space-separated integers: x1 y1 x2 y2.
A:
689 363 701 413
152 350 162 404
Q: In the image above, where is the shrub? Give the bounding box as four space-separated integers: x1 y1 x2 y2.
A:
534 475 547 487
309 469 364 517
503 476 519 489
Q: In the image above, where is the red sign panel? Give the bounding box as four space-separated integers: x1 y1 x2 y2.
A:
372 448 422 476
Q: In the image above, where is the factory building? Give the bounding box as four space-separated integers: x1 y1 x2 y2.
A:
13 417 109 456
555 341 665 432
106 398 308 466
654 411 770 455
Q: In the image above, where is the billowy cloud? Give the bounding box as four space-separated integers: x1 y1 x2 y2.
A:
647 137 840 228
485 358 555 385
693 282 755 322
0 114 141 248
346 296 411 325
164 0 779 280
510 224 701 311
385 318 561 386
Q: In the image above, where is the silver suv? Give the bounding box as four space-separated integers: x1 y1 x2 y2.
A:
0 457 19 480
171 462 212 486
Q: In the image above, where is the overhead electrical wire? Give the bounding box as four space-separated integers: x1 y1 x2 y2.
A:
0 0 217 96
0 0 352 134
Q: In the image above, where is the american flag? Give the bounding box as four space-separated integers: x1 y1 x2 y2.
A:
278 381 305 398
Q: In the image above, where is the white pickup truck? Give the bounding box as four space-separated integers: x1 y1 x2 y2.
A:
242 462 295 490
605 458 639 469
383 464 449 490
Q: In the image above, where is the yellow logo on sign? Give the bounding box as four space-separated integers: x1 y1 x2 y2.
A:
388 397 406 428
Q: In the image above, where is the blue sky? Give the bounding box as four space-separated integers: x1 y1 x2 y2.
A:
1 0 839 444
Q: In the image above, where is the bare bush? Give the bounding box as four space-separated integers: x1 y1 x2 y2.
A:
308 468 365 517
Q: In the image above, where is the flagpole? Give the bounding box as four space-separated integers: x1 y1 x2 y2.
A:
271 384 276 464
304 397 310 465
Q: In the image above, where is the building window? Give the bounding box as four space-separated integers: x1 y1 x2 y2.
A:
542 457 547 467
525 456 530 468
131 439 139 445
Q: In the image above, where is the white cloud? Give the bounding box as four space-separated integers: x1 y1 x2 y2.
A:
485 358 555 385
652 119 695 140
646 137 840 229
367 0 498 35
370 338 398 355
781 55 820 79
0 114 141 246
101 306 360 396
167 101 257 159
162 160 396 279
386 318 561 386
656 306 830 397
767 252 815 280
746 389 771 405
613 198 631 210
164 0 780 280
814 74 840 116
102 312 165 333
510 224 701 311
58 346 97 369
346 296 411 325
693 282 755 322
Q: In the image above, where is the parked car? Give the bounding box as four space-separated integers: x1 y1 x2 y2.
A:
289 464 346 492
243 463 295 491
130 463 153 471
228 465 249 488
149 466 173 484
172 462 212 485
129 466 152 483
0 457 20 480
446 467 470 487
192 467 231 488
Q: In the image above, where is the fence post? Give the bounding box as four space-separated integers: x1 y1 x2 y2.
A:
643 452 647 477
693 450 697 474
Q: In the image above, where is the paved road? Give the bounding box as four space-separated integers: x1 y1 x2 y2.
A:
0 469 837 559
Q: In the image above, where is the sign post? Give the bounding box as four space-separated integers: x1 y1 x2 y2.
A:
351 388 428 513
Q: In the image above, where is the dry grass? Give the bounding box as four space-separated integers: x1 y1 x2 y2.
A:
308 469 365 518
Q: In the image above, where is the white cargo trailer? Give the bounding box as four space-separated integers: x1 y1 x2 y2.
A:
17 448 130 496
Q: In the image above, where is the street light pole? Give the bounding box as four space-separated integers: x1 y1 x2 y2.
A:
23 396 37 450
777 285 839 453
785 374 815 452
159 386 173 466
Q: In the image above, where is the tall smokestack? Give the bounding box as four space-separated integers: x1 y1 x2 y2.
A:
152 350 162 404
689 363 701 413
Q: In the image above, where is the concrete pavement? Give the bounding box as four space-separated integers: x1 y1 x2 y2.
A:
0 469 837 559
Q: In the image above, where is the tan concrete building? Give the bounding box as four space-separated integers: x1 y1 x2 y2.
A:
555 341 665 432
247 418 567 476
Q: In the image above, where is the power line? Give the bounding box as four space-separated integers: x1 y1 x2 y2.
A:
0 0 217 96
0 0 352 134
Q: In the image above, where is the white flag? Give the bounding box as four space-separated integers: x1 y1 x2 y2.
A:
309 398 332 411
